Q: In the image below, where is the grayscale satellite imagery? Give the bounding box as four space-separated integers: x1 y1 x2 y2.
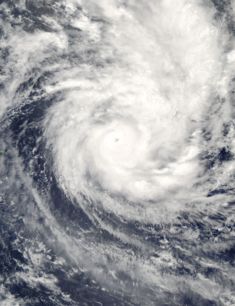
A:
0 0 235 305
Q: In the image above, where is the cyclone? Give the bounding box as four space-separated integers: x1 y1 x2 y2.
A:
0 0 235 305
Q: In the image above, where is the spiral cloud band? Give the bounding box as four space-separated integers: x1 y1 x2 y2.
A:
1 0 235 305
46 0 233 215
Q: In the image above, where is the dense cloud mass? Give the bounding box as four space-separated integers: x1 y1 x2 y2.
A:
0 0 235 305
